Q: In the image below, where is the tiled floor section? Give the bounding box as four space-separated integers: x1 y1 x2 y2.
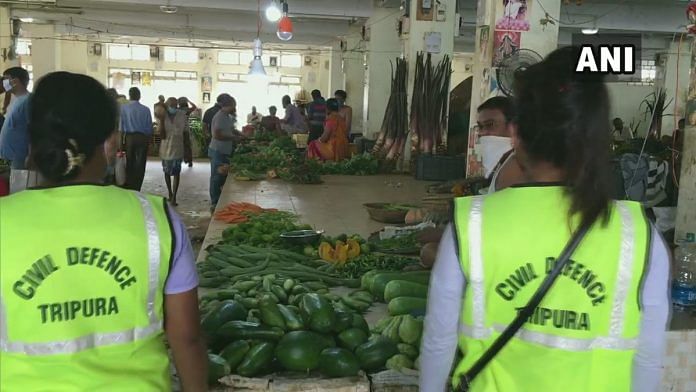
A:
199 174 432 261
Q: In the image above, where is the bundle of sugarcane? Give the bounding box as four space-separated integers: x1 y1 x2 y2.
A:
410 52 452 156
373 57 409 160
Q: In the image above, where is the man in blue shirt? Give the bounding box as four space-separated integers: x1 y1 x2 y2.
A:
120 87 153 191
0 67 31 170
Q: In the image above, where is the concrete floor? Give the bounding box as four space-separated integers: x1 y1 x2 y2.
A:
140 158 213 256
139 157 433 259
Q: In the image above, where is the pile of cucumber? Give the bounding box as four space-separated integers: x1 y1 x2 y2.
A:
372 314 424 371
197 244 360 289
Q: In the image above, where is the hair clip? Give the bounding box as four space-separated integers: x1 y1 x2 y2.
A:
63 138 85 176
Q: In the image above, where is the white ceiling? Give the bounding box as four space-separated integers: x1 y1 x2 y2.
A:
5 0 689 52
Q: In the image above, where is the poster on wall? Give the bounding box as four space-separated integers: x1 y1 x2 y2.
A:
142 72 152 86
688 47 696 127
478 26 490 62
201 76 212 92
203 92 211 104
112 72 126 91
496 0 531 31
480 67 491 100
131 72 141 85
489 70 501 97
493 30 521 66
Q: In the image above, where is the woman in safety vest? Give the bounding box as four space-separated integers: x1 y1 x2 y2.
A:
0 72 208 391
420 47 671 392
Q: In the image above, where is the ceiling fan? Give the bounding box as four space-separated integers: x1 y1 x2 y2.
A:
159 0 177 14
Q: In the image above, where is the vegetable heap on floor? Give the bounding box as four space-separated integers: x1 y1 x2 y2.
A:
214 202 277 224
200 207 434 384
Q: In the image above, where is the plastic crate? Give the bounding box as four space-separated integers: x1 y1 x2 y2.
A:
415 154 466 181
292 134 309 148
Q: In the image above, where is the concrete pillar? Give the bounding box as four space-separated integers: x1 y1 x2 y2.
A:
662 40 691 136
466 0 561 177
342 25 367 135
365 8 402 139
0 6 18 72
27 24 61 81
674 38 696 243
326 42 344 97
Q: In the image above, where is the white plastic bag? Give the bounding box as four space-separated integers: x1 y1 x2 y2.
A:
115 151 127 186
9 169 42 194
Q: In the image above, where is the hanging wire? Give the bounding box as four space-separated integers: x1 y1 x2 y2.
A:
257 0 262 38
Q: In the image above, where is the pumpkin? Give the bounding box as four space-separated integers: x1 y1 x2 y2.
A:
346 239 361 259
334 241 349 265
405 208 425 225
318 242 335 262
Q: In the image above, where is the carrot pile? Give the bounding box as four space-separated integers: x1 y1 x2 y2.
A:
214 202 277 224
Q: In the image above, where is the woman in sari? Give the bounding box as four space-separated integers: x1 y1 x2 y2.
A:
307 98 349 161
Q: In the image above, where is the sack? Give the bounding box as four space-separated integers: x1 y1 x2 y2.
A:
115 151 127 186
9 169 42 194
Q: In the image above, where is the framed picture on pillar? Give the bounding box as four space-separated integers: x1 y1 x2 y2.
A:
478 26 490 62
493 30 521 66
476 0 489 25
496 0 531 32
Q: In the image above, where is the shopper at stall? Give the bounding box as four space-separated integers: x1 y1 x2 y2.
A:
306 98 348 162
0 66 31 170
420 47 670 392
154 94 166 118
209 94 243 211
280 95 306 134
158 97 188 206
178 97 197 168
247 106 263 126
334 89 353 140
307 89 327 142
203 93 228 150
0 71 207 391
261 105 283 135
120 87 153 191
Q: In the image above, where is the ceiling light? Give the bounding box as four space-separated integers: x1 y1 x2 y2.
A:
581 27 598 35
19 17 34 23
248 38 267 77
160 6 178 13
277 2 293 41
265 0 282 22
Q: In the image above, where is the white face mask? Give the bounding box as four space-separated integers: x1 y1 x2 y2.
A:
3 79 12 92
479 136 512 177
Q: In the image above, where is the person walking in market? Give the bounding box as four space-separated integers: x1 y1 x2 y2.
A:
0 66 31 171
419 46 670 392
203 93 228 151
158 97 189 206
178 96 197 168
208 94 243 212
0 71 207 391
120 86 153 191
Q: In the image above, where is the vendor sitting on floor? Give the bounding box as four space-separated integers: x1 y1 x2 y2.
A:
306 98 348 162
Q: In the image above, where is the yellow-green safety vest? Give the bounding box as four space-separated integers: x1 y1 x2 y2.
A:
451 186 650 392
0 185 174 391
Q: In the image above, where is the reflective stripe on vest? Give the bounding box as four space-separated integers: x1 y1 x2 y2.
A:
0 192 162 356
459 198 638 351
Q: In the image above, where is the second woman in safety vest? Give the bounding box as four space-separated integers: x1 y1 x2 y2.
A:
419 47 671 392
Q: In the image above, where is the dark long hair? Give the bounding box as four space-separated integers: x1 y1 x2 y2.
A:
29 72 118 182
514 46 612 227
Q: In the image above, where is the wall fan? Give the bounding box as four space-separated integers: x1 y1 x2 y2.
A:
496 48 543 97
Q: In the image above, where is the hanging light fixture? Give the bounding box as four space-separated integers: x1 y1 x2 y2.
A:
249 0 268 84
249 38 267 77
581 18 598 35
265 0 282 22
277 1 293 41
